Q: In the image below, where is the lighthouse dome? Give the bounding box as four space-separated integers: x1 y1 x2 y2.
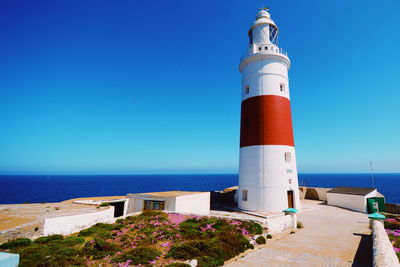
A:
252 9 278 30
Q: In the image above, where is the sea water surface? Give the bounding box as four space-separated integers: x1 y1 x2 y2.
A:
0 173 399 204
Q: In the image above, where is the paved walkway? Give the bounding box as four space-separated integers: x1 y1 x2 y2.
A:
226 200 372 267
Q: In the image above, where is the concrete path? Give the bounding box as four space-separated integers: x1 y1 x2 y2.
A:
226 200 372 267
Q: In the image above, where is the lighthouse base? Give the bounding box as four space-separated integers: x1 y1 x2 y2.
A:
237 145 300 213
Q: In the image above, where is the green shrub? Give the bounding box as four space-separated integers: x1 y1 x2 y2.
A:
99 202 109 207
219 232 253 256
197 255 224 267
266 234 272 239
167 234 250 266
167 240 224 261
61 236 85 246
245 222 263 235
34 235 63 244
255 236 266 244
78 227 96 236
165 263 191 267
0 238 32 249
114 247 161 265
139 210 168 219
81 238 121 259
78 223 115 237
16 243 83 267
384 221 399 230
297 221 304 229
179 218 204 239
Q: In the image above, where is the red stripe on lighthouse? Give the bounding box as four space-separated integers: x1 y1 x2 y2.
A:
240 95 295 147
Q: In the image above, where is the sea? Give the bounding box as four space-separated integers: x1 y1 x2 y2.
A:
0 173 399 205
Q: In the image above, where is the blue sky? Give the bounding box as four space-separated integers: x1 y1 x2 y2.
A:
0 0 399 174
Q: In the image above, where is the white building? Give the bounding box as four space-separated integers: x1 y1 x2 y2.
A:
327 187 378 213
127 191 210 215
238 8 300 212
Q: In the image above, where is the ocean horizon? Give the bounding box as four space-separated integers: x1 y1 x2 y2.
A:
1 173 399 205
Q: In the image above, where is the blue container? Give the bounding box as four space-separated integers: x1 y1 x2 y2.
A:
0 252 19 267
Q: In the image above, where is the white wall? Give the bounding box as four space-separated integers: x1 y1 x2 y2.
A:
371 220 400 267
266 214 296 234
238 145 300 212
127 195 176 213
175 192 210 215
327 191 377 213
127 192 210 215
43 207 115 235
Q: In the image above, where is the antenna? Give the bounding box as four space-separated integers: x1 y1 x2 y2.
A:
369 161 375 188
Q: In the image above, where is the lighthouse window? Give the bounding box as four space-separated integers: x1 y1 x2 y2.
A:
265 46 268 50
280 83 285 92
258 47 262 51
285 152 292 163
245 86 250 94
242 190 248 201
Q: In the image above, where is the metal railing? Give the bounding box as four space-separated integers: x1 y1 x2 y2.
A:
240 45 288 62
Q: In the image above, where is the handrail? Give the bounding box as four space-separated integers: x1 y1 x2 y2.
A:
240 46 288 62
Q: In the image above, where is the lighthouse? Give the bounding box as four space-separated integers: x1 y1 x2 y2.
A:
238 8 300 212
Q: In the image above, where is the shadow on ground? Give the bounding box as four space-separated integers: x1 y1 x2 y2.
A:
352 233 372 267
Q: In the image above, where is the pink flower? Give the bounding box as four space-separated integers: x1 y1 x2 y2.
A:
394 247 400 253
89 239 95 244
241 228 250 235
148 260 157 264
230 220 242 225
201 224 216 232
168 213 188 225
161 241 171 247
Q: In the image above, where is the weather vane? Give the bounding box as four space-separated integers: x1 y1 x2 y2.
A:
258 5 269 11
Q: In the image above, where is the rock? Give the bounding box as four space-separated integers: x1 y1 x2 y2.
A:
185 259 198 267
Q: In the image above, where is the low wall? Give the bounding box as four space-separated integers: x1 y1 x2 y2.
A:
265 214 297 234
385 203 400 214
0 220 44 244
299 187 331 201
43 207 115 236
371 220 400 267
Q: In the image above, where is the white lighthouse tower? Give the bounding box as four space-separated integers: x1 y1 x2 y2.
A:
238 8 300 212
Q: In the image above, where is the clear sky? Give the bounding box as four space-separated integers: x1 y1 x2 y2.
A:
0 0 399 174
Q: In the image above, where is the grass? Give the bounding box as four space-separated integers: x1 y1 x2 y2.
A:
0 212 265 267
383 214 400 260
297 221 304 229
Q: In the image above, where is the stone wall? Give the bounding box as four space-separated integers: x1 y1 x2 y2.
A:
0 220 44 244
299 187 331 201
385 203 400 214
371 219 400 267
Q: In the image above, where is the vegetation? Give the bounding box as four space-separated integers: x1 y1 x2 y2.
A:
255 236 266 244
165 263 191 267
297 221 304 229
99 202 110 207
383 215 400 260
266 234 273 239
0 238 32 249
0 212 265 266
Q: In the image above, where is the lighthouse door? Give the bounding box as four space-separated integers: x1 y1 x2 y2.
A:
287 191 294 208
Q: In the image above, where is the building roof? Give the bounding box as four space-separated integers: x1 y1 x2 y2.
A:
327 187 376 196
128 191 205 198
